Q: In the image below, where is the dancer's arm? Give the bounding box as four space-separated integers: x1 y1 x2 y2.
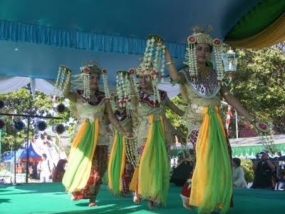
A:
165 47 186 84
129 77 139 106
220 85 255 122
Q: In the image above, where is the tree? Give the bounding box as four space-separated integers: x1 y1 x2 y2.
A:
232 45 285 133
165 95 188 141
0 86 72 152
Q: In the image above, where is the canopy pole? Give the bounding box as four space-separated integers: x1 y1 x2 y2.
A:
235 110 239 139
0 130 2 161
25 116 31 183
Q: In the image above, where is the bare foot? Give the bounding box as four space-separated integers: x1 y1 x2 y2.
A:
88 202 97 207
133 195 141 204
183 203 193 210
89 199 97 207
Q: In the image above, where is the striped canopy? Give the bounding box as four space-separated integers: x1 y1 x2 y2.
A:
0 0 284 84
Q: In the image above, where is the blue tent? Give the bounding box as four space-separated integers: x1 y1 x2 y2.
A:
1 149 23 162
19 143 42 163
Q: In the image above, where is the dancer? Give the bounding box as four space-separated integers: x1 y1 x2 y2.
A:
164 28 259 213
56 64 130 207
108 70 136 197
129 63 184 209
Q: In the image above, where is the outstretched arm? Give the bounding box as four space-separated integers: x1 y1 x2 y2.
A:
220 85 255 122
165 47 186 84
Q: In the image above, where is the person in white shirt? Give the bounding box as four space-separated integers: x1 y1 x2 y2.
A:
38 153 51 183
232 158 247 188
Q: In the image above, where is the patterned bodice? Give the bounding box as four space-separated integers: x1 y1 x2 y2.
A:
180 68 221 107
137 89 167 119
74 90 106 122
135 89 168 147
179 68 222 135
73 90 111 146
181 68 220 97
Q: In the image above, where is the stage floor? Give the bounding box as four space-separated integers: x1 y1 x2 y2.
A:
0 182 284 214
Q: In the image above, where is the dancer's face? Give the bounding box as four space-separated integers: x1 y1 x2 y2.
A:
196 43 211 64
139 75 152 90
89 73 100 90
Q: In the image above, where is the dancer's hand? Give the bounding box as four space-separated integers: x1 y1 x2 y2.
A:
148 34 163 44
173 131 187 144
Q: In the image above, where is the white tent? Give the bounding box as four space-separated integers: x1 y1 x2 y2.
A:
0 76 180 98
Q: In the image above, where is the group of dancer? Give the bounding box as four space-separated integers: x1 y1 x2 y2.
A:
56 29 260 214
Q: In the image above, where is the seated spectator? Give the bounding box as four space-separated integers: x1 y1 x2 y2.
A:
232 158 247 188
251 151 275 189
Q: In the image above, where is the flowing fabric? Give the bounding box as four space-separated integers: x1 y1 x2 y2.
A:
108 132 126 195
190 106 232 214
129 166 139 191
138 115 169 205
62 119 99 193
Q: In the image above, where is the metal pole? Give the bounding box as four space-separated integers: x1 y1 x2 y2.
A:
25 116 31 183
13 149 16 185
10 146 12 184
25 84 32 184
235 110 239 139
0 129 2 161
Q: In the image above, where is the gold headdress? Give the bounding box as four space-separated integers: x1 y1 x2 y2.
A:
54 63 110 100
79 64 109 99
184 26 224 81
131 35 166 103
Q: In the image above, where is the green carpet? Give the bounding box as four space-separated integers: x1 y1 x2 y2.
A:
0 182 285 214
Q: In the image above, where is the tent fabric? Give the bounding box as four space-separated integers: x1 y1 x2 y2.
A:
1 149 23 162
19 143 42 162
0 76 55 95
0 77 30 93
0 76 180 99
226 14 285 48
230 135 285 158
232 143 285 158
0 0 266 81
0 20 186 60
225 0 285 48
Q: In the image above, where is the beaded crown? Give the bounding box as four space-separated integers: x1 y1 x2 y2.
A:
184 26 224 81
54 63 110 100
189 32 213 45
128 35 167 104
79 64 104 75
135 35 166 81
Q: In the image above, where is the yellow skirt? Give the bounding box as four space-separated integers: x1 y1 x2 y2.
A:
62 119 99 193
189 106 232 214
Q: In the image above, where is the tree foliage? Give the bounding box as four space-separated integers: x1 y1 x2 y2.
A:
232 45 285 133
0 86 72 152
241 158 254 183
165 95 188 140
